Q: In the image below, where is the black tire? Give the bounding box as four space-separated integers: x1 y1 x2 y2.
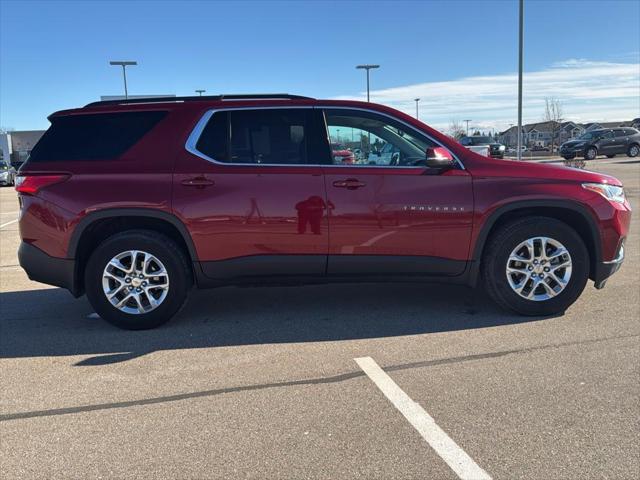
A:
606 154 615 158
482 217 589 316
627 144 639 158
585 147 597 160
562 155 575 160
85 230 191 330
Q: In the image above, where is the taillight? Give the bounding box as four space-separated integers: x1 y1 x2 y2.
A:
15 174 69 195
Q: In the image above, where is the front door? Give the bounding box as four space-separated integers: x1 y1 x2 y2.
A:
320 108 473 277
173 107 329 280
597 130 615 155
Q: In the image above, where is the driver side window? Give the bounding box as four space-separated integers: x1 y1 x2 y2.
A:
323 109 444 167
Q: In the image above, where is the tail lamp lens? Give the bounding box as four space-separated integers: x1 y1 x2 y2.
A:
15 175 69 195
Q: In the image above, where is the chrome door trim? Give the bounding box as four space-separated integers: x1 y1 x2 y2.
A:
184 105 465 170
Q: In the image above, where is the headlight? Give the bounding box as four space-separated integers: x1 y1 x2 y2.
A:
582 183 626 203
498 145 505 151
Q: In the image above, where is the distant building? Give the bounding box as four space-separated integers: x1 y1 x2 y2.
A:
498 119 638 148
0 130 46 167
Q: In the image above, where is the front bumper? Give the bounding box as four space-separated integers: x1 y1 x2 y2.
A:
18 242 80 296
560 145 586 156
593 240 625 289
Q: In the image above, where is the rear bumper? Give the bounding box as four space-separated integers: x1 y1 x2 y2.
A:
18 242 80 296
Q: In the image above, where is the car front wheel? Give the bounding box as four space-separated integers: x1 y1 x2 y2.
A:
483 217 589 316
85 230 191 329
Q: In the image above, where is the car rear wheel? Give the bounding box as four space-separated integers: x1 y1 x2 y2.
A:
483 217 589 316
628 144 639 157
585 147 597 160
85 230 191 330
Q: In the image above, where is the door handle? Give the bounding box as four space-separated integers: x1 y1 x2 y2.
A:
333 178 366 190
181 177 214 188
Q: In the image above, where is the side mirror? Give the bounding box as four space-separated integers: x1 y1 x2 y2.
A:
425 147 455 169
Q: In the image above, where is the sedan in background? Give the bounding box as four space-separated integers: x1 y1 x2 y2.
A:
0 161 16 186
459 136 506 158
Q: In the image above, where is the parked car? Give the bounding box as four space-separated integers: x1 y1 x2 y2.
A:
531 145 549 152
560 128 640 160
367 141 400 165
16 94 631 329
459 136 505 158
0 160 16 186
506 146 529 155
330 143 355 164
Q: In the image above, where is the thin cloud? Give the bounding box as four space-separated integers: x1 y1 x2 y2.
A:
336 59 640 132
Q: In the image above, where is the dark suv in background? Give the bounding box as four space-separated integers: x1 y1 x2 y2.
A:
560 127 640 161
16 94 630 329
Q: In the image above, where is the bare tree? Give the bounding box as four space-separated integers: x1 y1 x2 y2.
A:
448 119 466 139
543 97 563 154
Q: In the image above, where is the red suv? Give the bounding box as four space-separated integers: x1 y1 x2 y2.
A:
16 94 631 329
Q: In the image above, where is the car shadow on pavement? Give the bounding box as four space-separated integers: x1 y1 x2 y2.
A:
0 283 559 366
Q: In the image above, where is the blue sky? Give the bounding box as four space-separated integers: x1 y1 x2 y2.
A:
1 0 638 132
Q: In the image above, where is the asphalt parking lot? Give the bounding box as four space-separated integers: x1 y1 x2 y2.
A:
1 159 638 479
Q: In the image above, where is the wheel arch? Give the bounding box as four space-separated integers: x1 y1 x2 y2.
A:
469 200 602 286
69 209 198 295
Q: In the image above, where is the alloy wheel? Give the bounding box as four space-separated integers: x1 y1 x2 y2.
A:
505 237 572 301
102 250 170 314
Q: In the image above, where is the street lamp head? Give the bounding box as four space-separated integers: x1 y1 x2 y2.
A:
414 98 420 102
356 64 380 70
109 61 137 66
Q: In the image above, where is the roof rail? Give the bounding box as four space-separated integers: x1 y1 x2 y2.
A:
85 93 314 108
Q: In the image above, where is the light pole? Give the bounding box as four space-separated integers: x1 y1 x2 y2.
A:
464 119 472 136
517 0 524 160
414 98 420 119
109 61 137 99
195 89 206 96
356 64 380 102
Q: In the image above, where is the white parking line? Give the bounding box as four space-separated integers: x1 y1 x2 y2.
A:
0 219 18 228
355 356 491 480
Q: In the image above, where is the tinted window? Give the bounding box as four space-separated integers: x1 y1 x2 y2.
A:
600 131 613 139
324 109 442 167
195 111 228 160
613 129 626 137
624 128 638 136
28 111 166 162
196 109 310 165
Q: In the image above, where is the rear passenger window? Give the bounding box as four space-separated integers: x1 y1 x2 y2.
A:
28 111 166 162
194 109 310 165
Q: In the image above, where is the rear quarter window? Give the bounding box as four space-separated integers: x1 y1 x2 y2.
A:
28 111 167 162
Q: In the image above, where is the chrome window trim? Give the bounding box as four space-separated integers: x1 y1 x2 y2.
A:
184 105 465 170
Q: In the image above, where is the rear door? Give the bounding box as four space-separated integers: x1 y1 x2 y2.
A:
173 107 329 281
613 129 629 154
319 108 473 277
